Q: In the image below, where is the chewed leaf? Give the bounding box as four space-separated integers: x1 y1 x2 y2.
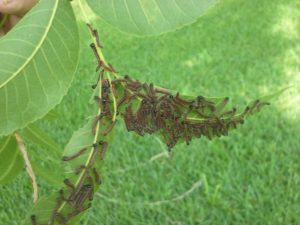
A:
0 0 79 137
22 118 100 225
0 135 24 185
25 67 118 224
86 0 218 36
259 86 293 102
23 25 123 224
113 75 272 150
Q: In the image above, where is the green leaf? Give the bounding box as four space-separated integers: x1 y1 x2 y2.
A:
22 194 58 225
31 161 62 187
22 118 100 225
21 120 96 224
43 109 61 121
0 135 24 184
260 86 293 102
23 109 114 224
23 124 63 155
22 124 65 186
22 193 92 225
0 0 79 137
86 0 218 36
63 118 95 162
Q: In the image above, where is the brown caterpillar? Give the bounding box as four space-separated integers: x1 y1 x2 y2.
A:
115 75 270 151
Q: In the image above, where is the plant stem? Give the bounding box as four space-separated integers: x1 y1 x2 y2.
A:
77 0 118 120
57 0 118 216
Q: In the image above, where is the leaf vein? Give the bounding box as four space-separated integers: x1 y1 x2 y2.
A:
0 136 11 154
0 1 59 90
0 146 19 181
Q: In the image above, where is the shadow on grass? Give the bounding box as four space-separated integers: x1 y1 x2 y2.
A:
100 0 299 103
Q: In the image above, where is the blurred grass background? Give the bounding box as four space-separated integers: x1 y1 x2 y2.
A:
1 0 300 224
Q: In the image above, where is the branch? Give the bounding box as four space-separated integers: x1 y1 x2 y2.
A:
96 179 202 206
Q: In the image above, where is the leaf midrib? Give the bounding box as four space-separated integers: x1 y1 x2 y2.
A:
0 0 59 90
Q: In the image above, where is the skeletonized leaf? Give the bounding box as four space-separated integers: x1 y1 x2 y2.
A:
86 0 218 36
0 0 79 137
0 135 24 184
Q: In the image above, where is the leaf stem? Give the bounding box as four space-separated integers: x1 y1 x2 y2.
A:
57 0 118 216
78 0 118 121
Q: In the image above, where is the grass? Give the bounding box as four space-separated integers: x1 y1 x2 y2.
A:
1 0 300 224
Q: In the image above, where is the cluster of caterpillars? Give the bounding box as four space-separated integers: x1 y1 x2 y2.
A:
30 25 115 225
30 141 108 225
112 76 270 150
30 141 108 224
30 24 270 224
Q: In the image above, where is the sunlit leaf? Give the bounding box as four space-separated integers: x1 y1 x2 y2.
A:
0 0 79 137
86 0 218 35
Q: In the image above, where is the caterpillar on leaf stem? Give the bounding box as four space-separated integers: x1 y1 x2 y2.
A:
112 76 270 150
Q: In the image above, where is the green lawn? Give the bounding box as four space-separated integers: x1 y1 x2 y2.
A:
1 0 300 224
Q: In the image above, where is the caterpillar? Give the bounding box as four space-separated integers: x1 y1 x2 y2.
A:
114 75 270 151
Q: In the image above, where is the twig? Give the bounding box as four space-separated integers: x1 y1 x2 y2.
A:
106 150 169 175
147 180 202 206
15 133 38 203
150 151 169 161
96 179 202 206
